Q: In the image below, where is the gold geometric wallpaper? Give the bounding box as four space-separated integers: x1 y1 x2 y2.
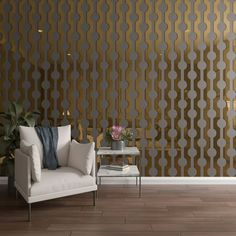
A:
0 0 235 176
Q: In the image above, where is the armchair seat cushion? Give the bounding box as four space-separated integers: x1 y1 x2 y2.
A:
30 167 95 197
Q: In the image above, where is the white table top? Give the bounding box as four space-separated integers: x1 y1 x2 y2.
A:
97 147 140 156
97 165 140 177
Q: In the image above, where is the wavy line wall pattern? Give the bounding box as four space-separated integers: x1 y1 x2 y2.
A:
0 0 235 176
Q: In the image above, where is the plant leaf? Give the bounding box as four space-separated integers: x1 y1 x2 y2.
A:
0 124 4 135
0 102 39 158
32 111 40 116
3 136 12 141
24 111 40 118
8 102 23 119
23 116 36 127
0 112 11 120
0 136 10 156
4 123 11 136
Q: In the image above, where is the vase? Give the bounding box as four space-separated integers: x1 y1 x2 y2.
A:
111 140 125 150
7 159 15 193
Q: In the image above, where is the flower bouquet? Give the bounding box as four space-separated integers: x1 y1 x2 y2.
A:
105 125 133 150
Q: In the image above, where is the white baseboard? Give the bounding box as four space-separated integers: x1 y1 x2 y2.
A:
99 177 236 185
1 176 235 186
0 177 8 185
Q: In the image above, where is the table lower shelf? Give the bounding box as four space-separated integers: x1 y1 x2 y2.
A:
96 165 141 198
97 165 140 177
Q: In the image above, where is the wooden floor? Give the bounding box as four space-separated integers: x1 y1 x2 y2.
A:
1 185 236 236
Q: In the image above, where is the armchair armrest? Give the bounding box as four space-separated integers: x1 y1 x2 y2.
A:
15 149 31 200
90 147 96 178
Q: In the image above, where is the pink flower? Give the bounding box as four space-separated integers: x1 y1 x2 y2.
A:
111 125 123 141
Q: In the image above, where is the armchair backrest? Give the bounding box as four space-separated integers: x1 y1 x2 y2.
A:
19 125 71 168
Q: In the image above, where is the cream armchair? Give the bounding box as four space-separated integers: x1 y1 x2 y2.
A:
15 125 97 222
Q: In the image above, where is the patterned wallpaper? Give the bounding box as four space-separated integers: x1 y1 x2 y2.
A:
0 0 235 176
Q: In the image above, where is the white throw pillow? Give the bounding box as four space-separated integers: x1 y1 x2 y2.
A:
20 140 41 182
57 125 71 166
19 126 43 166
19 125 71 167
68 140 95 175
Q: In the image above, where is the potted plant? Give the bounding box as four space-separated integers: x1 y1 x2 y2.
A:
0 102 40 190
105 125 133 150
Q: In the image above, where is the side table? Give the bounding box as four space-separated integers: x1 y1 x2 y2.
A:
96 147 141 197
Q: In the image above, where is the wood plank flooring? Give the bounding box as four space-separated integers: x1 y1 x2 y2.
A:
1 185 236 236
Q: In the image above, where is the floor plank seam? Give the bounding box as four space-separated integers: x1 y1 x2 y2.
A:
150 224 154 232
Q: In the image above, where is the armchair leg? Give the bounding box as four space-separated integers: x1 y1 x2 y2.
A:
15 189 18 200
28 203 31 222
93 191 96 206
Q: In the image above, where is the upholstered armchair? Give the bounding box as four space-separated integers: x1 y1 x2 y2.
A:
15 125 97 221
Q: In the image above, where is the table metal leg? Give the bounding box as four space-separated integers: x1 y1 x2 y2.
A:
135 155 138 186
139 174 141 198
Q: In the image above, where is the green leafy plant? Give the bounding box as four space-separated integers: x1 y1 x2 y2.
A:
0 102 40 176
